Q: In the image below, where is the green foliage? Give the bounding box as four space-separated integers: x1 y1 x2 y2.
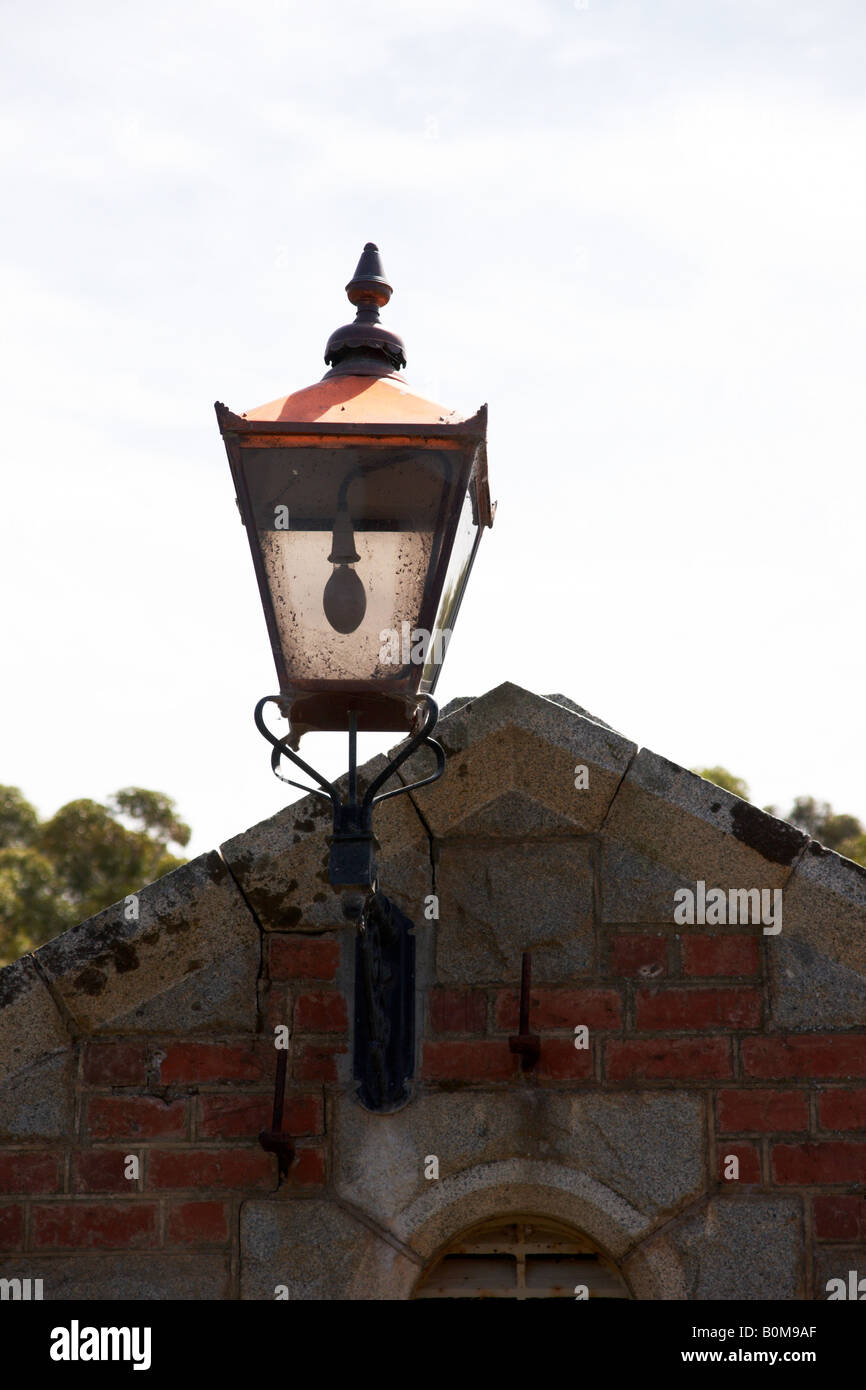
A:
0 847 76 964
782 797 866 865
837 833 866 865
693 766 751 801
784 797 859 850
0 785 190 968
696 772 866 869
0 785 40 849
108 788 191 849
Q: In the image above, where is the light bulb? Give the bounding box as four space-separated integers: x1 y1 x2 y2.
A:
323 564 366 634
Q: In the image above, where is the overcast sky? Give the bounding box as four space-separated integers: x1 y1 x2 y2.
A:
2 0 864 858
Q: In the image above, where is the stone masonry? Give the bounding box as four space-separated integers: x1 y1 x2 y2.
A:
1 683 865 1298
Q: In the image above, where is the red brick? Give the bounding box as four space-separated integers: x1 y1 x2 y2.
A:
294 991 348 1033
263 985 292 1033
270 936 339 981
772 1141 866 1184
288 1146 325 1186
84 1043 150 1086
0 1152 62 1194
718 1089 808 1133
148 1148 274 1190
537 1039 594 1080
682 934 759 977
813 1195 866 1241
73 1150 137 1194
198 1093 271 1139
160 1044 263 1084
718 1142 761 1183
199 1091 323 1139
87 1096 187 1141
423 1041 517 1082
32 1202 157 1250
293 1043 346 1083
430 989 487 1034
610 935 668 978
636 987 761 1031
0 1204 24 1250
818 1089 866 1131
495 989 620 1033
743 1036 866 1079
166 1200 230 1246
606 1037 732 1081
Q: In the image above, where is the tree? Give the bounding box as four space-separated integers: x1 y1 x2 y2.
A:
773 796 866 866
692 766 750 801
0 785 40 848
0 785 190 968
694 768 866 868
0 846 72 966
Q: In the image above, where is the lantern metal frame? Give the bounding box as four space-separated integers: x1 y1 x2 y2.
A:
215 404 491 742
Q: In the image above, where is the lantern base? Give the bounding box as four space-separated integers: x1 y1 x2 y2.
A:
278 689 425 749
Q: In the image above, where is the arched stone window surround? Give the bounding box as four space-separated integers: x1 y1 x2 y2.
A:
413 1212 631 1299
337 1161 687 1300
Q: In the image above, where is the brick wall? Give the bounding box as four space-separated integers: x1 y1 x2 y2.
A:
418 927 866 1262
0 1023 327 1294
2 686 865 1299
2 924 864 1296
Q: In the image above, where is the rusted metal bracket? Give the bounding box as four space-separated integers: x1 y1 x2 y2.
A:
509 951 541 1071
258 1048 295 1180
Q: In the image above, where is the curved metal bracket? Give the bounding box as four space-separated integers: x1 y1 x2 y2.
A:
254 694 445 892
254 698 341 811
363 696 445 808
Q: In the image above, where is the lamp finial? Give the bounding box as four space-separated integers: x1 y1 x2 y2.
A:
324 242 406 374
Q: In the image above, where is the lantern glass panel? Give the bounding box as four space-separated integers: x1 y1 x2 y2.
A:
418 485 482 694
237 442 477 696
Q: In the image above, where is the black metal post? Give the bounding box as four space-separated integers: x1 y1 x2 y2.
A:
253 695 445 1110
258 1047 295 1178
509 950 541 1071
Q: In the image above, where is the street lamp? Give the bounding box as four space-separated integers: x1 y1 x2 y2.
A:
216 243 493 891
215 243 493 1109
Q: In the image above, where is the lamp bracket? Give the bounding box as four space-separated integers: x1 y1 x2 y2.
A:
253 694 444 1113
253 694 445 896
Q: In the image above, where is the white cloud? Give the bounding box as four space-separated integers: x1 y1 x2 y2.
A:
551 39 625 65
1 0 865 854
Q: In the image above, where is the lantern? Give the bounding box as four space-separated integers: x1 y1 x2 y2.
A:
216 243 492 748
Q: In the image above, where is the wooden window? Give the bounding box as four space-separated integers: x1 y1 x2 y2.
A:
413 1215 631 1299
